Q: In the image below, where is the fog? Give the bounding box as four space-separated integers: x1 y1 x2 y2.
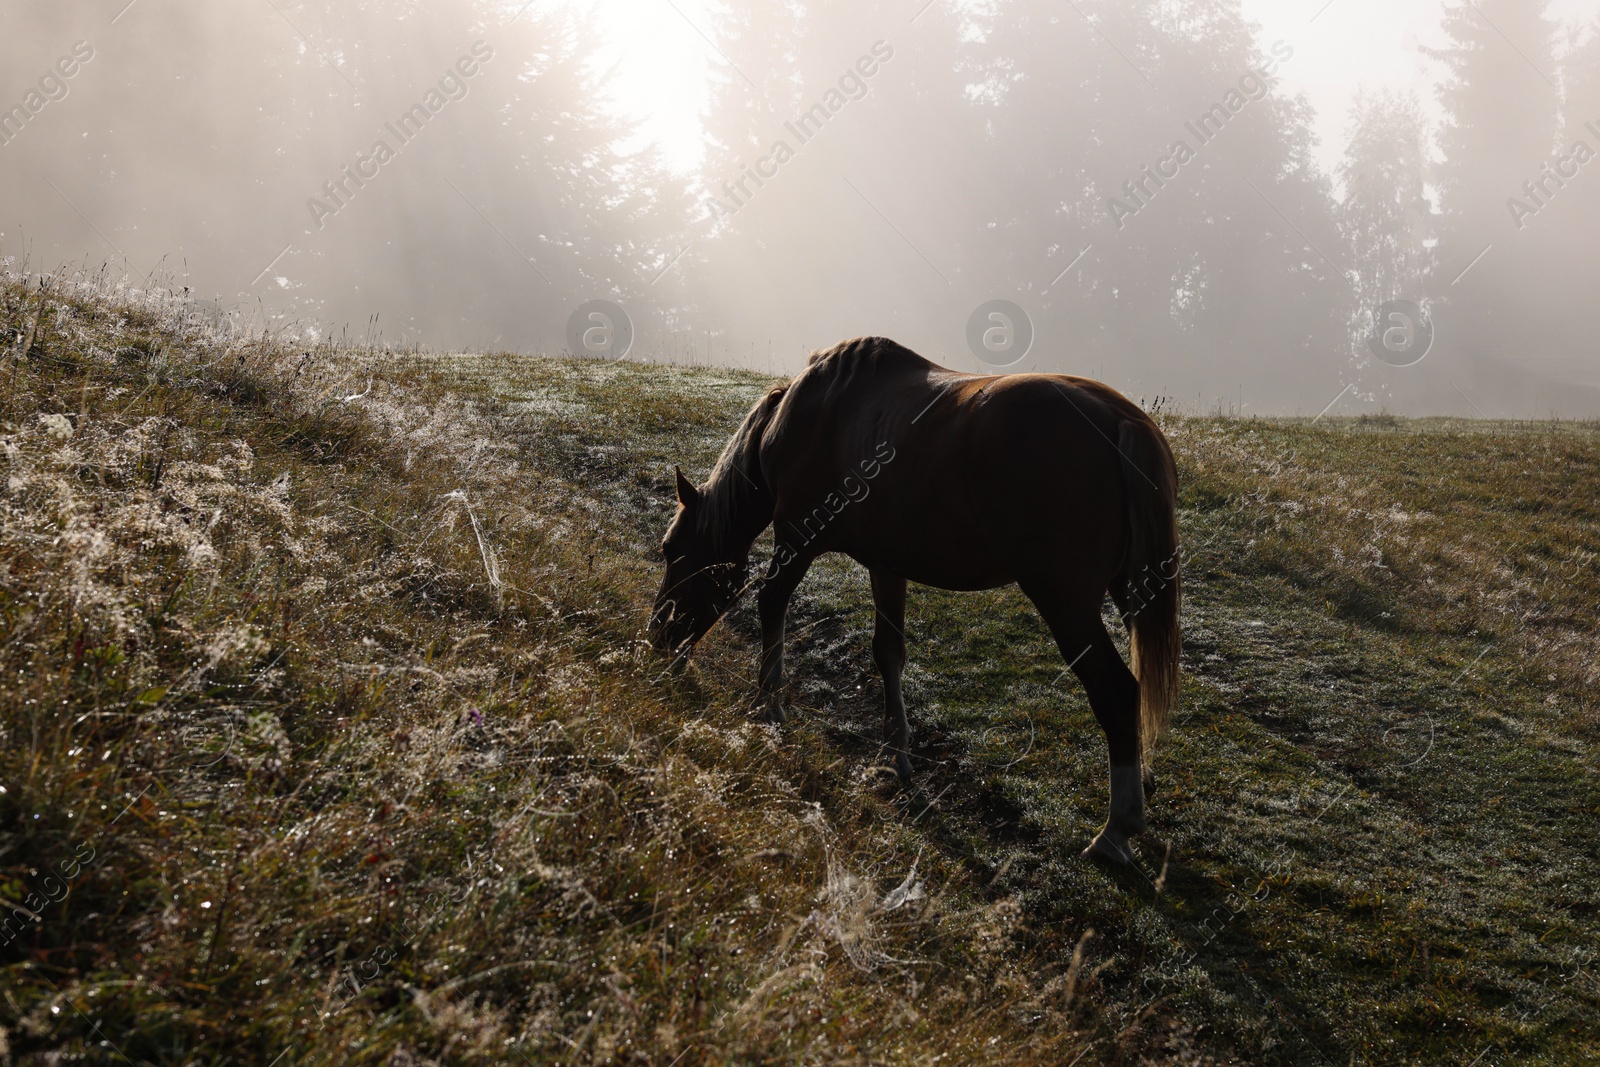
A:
4 0 1598 415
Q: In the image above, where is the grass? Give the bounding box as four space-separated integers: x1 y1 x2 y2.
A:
1 272 1597 1065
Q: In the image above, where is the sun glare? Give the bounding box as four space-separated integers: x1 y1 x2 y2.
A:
585 0 715 174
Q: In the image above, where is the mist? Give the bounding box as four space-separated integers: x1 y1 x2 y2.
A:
4 0 1598 416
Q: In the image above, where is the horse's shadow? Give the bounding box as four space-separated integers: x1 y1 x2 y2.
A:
752 615 1342 1062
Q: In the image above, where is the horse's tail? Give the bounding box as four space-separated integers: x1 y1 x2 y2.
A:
1117 416 1181 767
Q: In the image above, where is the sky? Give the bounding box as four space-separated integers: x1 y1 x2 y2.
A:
594 0 1600 177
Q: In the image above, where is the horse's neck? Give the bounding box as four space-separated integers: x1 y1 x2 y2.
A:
704 465 774 559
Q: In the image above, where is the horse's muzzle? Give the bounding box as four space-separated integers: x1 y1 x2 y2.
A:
647 600 689 655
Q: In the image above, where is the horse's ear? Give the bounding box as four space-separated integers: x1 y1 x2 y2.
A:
674 466 700 508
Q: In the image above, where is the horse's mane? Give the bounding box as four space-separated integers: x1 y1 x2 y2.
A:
803 336 931 398
695 339 926 552
697 383 787 553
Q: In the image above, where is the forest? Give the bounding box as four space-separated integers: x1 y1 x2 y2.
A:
2 0 1597 415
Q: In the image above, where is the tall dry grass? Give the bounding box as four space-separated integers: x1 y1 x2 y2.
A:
0 272 1116 1065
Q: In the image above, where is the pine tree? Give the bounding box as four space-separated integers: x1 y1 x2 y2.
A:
0 0 692 354
691 1 982 367
1338 90 1434 357
966 0 1349 409
1424 0 1560 370
1541 19 1600 388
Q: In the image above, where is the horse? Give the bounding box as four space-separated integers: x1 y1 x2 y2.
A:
648 336 1181 862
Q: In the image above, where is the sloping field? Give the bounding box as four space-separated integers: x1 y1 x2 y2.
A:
2 277 1597 1065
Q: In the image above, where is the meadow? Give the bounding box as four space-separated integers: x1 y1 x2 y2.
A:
2 274 1596 1065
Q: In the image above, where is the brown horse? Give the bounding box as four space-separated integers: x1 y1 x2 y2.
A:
649 336 1181 862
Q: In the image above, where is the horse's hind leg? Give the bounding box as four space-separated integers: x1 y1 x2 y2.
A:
756 553 813 723
870 570 912 781
1023 583 1146 863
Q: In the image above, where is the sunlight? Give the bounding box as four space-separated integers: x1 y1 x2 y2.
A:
583 0 715 173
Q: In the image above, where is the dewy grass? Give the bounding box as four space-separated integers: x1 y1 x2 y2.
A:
2 271 1597 1065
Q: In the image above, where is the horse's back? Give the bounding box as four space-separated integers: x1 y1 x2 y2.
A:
795 337 1145 433
757 340 1157 592
772 337 1157 507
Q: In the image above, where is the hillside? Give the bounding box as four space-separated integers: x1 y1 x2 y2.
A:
2 275 1597 1066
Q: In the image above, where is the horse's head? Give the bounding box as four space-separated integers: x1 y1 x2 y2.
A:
649 467 746 661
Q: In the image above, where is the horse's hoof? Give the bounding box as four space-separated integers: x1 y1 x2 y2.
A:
762 701 785 726
894 752 914 783
1081 827 1135 864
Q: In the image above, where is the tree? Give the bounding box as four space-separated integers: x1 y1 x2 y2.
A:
0 0 692 353
964 0 1350 410
688 0 984 370
1424 0 1561 394
1337 89 1434 402
690 0 1354 408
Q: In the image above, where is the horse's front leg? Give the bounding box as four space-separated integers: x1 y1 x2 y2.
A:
756 552 812 723
870 570 912 781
